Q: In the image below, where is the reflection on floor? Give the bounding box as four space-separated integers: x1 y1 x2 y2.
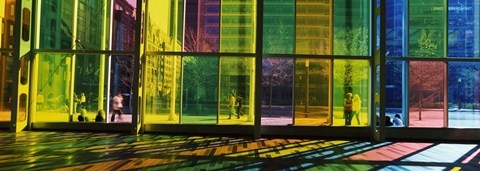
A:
0 131 478 170
0 111 10 121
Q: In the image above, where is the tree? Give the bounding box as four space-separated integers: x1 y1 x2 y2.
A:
184 27 218 52
182 27 219 114
262 58 292 116
333 27 369 95
262 21 293 116
409 29 443 120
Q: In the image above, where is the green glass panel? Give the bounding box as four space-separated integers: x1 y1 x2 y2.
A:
333 0 370 56
263 0 294 54
409 0 446 57
333 60 369 126
181 56 218 125
296 0 331 55
73 54 105 121
35 53 108 123
39 0 72 49
35 53 71 122
409 61 445 127
294 59 330 126
39 0 109 50
220 0 256 53
144 55 181 124
218 57 255 125
147 0 183 52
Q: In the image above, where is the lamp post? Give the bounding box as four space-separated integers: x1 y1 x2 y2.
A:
458 78 462 109
305 60 309 114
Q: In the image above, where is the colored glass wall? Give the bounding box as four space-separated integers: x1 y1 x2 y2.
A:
333 0 370 56
385 61 405 127
448 0 480 57
261 58 293 126
448 62 480 128
333 60 369 126
182 56 218 124
220 0 256 53
385 0 405 57
296 0 331 55
34 0 112 123
408 61 445 127
263 0 294 54
144 55 181 124
0 0 16 122
409 0 446 57
218 57 255 125
295 59 330 126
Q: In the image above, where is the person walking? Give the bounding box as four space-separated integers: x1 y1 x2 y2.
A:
344 93 353 126
352 94 361 125
228 93 236 119
111 92 124 122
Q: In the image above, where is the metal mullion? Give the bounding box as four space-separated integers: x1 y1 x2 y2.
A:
264 54 371 60
254 0 263 139
34 49 135 55
387 57 480 62
146 51 255 57
0 48 14 52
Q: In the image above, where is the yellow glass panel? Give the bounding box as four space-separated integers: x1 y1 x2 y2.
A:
333 60 369 126
218 57 255 125
144 55 181 124
294 59 330 126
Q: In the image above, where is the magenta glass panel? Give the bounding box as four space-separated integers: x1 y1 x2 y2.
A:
409 61 445 127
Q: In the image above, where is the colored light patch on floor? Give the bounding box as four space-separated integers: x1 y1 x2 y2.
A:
53 158 185 171
1 131 480 170
178 139 308 156
462 147 480 164
402 144 476 163
344 142 433 161
305 164 377 171
378 165 446 171
232 140 349 158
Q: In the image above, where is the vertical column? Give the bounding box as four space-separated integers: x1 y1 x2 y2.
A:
132 0 146 134
98 0 108 112
68 0 78 122
476 1 480 56
254 0 263 139
371 0 386 142
11 0 33 132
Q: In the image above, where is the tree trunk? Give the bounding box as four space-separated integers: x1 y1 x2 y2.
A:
269 76 273 117
419 90 423 121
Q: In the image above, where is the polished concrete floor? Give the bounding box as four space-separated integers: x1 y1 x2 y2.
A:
0 131 479 171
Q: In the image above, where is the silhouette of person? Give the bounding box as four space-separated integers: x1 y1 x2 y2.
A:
228 93 236 119
393 114 404 126
344 93 353 125
79 93 86 110
236 95 242 119
386 116 394 126
111 92 124 122
96 110 105 122
78 108 89 122
352 94 361 125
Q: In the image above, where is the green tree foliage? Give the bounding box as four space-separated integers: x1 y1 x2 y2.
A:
333 27 369 94
410 29 440 57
